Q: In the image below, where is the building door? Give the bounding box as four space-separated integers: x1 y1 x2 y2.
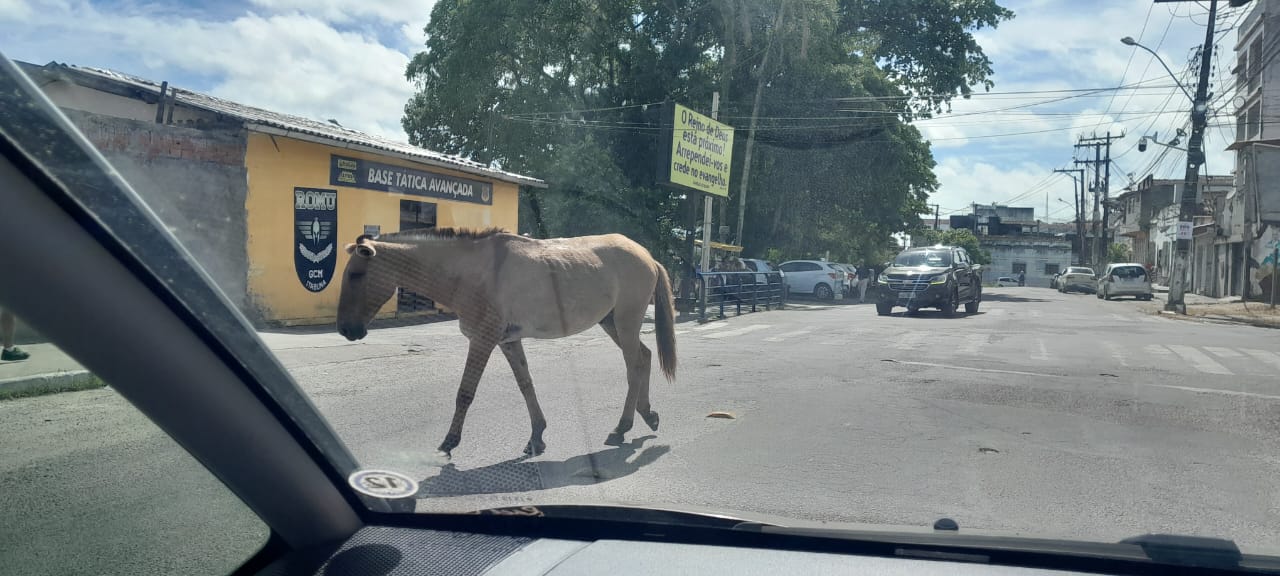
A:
397 200 437 315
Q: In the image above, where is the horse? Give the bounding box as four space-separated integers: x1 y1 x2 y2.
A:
335 228 676 461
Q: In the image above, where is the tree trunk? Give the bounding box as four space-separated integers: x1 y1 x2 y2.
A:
735 0 787 246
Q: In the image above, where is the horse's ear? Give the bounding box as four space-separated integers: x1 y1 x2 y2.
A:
345 242 376 258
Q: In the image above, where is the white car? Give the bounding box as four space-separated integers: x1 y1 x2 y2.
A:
1058 267 1096 293
1097 263 1153 301
739 258 782 285
996 276 1017 287
778 260 846 300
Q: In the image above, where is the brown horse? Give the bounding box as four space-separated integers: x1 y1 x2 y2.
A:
336 228 676 461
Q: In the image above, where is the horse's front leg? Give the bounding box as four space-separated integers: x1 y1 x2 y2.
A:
500 340 547 456
437 338 497 460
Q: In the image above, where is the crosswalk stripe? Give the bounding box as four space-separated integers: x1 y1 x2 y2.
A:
988 308 1007 316
1145 344 1173 356
893 331 927 350
1166 345 1233 375
1241 349 1280 370
1101 341 1128 367
765 329 812 342
1204 347 1242 359
692 322 729 331
1032 338 1049 361
673 330 689 336
1029 310 1043 318
958 333 989 355
702 324 770 339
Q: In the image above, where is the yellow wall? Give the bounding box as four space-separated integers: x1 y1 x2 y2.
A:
244 132 520 324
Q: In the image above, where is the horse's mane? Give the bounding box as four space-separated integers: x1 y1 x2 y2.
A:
380 226 510 241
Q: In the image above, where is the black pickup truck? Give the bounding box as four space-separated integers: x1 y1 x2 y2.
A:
875 245 982 316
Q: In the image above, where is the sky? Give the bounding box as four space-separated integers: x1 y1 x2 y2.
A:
0 0 1250 223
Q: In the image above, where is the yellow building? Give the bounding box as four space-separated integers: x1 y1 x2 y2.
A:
21 61 545 326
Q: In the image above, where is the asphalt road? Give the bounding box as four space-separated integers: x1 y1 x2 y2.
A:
4 286 1280 574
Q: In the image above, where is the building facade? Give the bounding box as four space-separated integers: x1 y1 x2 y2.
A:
1232 1 1280 300
21 61 545 325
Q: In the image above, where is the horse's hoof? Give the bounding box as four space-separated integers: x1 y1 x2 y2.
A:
427 450 451 467
604 432 626 446
524 440 546 456
642 410 660 431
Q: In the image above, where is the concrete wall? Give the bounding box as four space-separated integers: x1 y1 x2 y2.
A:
981 237 1073 288
59 109 253 318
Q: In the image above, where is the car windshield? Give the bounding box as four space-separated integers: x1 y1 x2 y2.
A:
894 251 952 267
5 0 1280 571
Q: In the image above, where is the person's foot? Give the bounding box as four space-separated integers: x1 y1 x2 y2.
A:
2 347 30 361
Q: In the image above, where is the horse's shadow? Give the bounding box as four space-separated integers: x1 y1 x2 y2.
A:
417 436 669 498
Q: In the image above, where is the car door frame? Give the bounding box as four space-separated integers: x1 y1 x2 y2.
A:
953 248 972 300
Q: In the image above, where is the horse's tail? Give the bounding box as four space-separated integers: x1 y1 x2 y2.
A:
653 263 677 382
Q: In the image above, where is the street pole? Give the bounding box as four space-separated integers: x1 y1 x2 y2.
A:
1272 245 1278 308
1055 168 1085 264
1167 0 1217 314
933 204 940 230
1103 131 1112 262
700 92 719 277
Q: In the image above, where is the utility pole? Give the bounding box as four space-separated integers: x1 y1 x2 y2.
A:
931 204 941 230
1167 0 1218 313
1055 168 1087 264
1075 133 1123 265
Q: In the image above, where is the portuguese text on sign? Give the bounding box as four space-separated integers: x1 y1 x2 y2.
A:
667 103 734 197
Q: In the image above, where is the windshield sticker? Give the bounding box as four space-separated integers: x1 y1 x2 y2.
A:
348 469 419 499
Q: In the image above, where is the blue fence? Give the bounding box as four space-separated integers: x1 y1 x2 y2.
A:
696 271 787 321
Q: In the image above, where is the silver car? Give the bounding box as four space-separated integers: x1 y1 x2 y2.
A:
1057 266 1095 293
1097 263 1153 301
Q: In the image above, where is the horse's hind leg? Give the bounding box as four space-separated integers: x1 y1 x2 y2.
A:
600 312 655 446
500 340 547 456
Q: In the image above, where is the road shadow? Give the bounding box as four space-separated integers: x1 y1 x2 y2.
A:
260 313 458 335
417 436 669 497
981 292 1053 303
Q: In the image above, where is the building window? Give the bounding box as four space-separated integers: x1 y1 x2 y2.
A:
1045 263 1060 276
1238 112 1247 143
1012 262 1027 274
1247 101 1261 140
1249 36 1263 94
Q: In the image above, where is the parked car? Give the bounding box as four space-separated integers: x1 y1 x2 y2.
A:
1097 262 1153 301
778 260 846 300
1057 266 1096 293
833 264 859 297
1049 272 1062 289
875 246 982 316
996 276 1018 287
739 258 782 285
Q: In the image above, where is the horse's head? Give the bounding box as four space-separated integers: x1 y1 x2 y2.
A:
336 234 397 341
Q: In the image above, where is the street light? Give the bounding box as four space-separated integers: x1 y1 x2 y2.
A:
1120 37 1195 103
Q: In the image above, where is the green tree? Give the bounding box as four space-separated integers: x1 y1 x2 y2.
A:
402 0 1013 270
1107 242 1132 264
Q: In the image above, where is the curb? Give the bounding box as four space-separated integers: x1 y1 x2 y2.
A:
0 370 104 399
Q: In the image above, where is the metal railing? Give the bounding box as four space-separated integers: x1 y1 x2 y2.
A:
696 271 787 321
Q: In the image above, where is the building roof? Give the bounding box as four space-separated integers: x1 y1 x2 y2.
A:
24 61 546 188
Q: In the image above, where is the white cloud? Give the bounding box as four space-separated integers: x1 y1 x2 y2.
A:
0 0 31 19
932 157 1080 221
2 0 430 139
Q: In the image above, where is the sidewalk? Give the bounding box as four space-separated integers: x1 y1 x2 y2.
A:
0 343 101 398
1145 287 1280 328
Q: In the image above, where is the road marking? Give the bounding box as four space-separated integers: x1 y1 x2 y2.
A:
1205 346 1242 359
673 330 689 336
987 308 1007 316
883 359 1065 379
1101 341 1128 367
958 333 989 355
893 331 927 350
1031 338 1049 361
1144 344 1173 356
1241 349 1280 370
1166 344 1233 375
1150 384 1280 401
1110 313 1128 322
702 324 770 339
1029 309 1043 318
764 329 811 342
692 322 729 331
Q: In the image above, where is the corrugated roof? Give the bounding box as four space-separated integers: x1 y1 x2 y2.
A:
40 62 545 188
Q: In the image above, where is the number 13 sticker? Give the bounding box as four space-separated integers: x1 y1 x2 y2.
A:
348 469 419 499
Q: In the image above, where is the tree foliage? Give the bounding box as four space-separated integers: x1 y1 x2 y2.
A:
1107 242 1132 264
403 0 1013 270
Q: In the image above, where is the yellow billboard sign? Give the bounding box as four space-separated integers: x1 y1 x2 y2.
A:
664 103 734 197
